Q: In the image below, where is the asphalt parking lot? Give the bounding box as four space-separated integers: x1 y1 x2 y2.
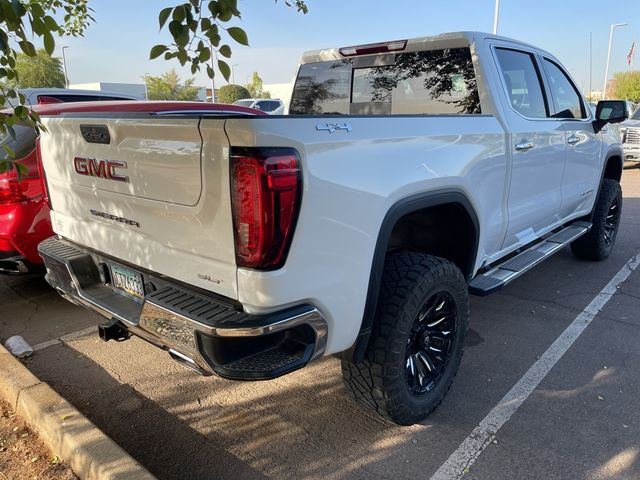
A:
2 167 640 480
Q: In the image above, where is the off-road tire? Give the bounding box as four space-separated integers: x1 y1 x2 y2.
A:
571 179 622 261
341 251 469 425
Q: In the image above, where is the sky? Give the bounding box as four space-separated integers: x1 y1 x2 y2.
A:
49 0 640 94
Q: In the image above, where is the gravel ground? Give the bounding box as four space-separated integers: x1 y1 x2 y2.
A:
0 400 76 480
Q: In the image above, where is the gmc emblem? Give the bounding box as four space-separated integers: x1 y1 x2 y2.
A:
74 157 129 183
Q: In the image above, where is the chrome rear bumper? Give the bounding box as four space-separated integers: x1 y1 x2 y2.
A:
38 236 328 380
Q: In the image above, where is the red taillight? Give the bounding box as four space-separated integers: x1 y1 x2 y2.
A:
230 147 301 270
0 148 42 205
339 39 407 57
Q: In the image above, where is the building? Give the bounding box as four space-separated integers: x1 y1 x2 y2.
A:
69 82 208 102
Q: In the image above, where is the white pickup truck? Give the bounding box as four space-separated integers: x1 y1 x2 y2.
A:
38 32 625 425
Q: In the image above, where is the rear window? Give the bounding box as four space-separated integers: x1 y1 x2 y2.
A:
38 94 134 103
255 101 281 112
234 100 255 107
290 47 481 115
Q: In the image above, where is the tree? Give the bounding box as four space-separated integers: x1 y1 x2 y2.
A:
245 71 270 99
217 84 250 103
611 71 640 102
151 1 307 82
0 0 308 175
0 0 93 175
13 49 65 88
146 69 199 101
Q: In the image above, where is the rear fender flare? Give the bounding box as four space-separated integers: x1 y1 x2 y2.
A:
342 189 480 363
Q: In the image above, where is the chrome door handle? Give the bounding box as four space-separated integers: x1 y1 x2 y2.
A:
567 135 580 145
515 142 534 151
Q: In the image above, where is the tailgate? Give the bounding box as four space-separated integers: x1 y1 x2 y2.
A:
40 114 238 299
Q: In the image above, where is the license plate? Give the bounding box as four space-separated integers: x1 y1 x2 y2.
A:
109 264 145 299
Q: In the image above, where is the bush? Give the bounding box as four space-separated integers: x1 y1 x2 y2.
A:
217 84 251 104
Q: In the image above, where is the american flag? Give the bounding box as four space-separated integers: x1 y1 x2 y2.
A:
628 42 635 66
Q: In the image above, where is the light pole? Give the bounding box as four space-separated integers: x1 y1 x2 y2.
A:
210 46 215 103
61 46 69 88
144 73 149 99
493 0 500 35
603 23 627 99
232 64 239 84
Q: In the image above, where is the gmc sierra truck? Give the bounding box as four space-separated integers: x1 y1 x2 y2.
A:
37 32 625 425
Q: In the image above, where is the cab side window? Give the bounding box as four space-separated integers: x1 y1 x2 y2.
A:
542 59 587 119
495 48 548 119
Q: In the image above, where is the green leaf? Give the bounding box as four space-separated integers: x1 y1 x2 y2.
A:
158 7 172 29
18 40 36 56
150 44 168 60
206 65 214 79
198 48 211 63
172 5 186 22
169 21 189 47
0 160 10 174
31 17 45 36
2 144 15 158
219 44 231 58
43 15 58 31
218 59 230 81
30 2 45 19
15 161 28 179
43 31 55 55
226 27 248 46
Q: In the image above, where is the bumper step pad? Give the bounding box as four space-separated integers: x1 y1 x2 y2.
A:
469 221 592 296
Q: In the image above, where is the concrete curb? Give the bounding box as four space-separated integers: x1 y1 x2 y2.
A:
0 344 156 480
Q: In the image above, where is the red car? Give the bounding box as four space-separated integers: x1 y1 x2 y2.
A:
0 100 263 274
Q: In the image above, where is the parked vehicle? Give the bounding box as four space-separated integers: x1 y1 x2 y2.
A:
9 88 141 106
620 104 640 164
233 98 284 113
38 32 624 425
0 100 261 274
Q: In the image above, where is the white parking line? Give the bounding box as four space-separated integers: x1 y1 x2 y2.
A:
32 326 97 352
431 253 640 480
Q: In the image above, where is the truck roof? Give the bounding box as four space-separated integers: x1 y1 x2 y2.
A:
300 31 552 64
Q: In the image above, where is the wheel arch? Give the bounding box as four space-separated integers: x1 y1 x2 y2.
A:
341 189 480 363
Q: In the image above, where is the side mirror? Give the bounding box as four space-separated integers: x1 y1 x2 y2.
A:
594 100 628 133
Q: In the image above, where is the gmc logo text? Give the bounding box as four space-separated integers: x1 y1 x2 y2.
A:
74 157 129 182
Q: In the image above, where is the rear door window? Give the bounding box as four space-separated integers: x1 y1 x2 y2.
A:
494 48 548 119
290 47 481 115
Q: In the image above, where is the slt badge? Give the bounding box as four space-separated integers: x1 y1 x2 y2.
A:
316 122 352 133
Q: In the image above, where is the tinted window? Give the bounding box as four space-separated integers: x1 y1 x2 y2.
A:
290 47 481 115
0 124 37 160
495 48 547 119
290 60 352 115
255 101 280 112
44 94 135 103
543 59 586 119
